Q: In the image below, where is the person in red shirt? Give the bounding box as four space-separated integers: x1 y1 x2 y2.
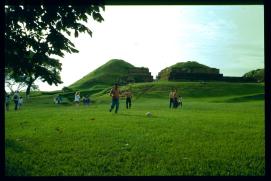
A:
109 83 121 113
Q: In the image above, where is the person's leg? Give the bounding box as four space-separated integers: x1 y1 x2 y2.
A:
115 99 119 113
110 99 116 112
14 101 18 110
170 98 173 108
173 99 177 108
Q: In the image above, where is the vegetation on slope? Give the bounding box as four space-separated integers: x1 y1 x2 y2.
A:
243 69 264 82
157 61 219 80
69 59 134 90
37 81 264 105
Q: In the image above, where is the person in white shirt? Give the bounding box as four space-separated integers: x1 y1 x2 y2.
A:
74 91 80 106
18 97 23 109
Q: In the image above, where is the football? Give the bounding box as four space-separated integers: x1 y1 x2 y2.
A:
145 112 152 117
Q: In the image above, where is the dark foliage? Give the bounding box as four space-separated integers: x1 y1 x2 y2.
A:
5 3 105 96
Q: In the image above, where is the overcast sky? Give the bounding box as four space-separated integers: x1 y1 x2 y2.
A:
36 5 264 91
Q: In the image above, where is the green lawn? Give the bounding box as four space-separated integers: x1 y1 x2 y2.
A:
5 94 265 175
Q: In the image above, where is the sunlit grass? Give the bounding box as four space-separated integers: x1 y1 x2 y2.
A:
5 96 264 176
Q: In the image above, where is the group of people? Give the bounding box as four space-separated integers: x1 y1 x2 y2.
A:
109 84 133 113
54 94 62 104
5 86 183 113
74 91 91 106
6 85 183 113
169 89 182 109
108 84 182 114
5 91 23 111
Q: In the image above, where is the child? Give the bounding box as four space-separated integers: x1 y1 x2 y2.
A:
13 91 19 111
177 96 182 108
57 94 62 104
74 91 80 106
5 94 10 111
18 97 23 109
54 97 58 104
85 96 90 106
82 96 86 105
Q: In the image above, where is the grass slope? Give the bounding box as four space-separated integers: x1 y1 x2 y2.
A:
69 59 134 90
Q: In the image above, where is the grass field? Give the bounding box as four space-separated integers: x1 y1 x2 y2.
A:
5 82 265 176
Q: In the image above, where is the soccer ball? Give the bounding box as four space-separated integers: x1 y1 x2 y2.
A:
145 112 152 117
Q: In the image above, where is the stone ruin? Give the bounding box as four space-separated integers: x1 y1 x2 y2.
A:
118 67 153 84
157 62 223 81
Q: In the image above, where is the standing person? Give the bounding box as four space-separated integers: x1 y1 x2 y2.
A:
82 96 86 105
172 89 178 108
57 94 62 104
125 89 132 109
177 96 183 108
74 91 80 106
5 94 10 111
109 83 121 113
54 97 58 104
13 91 19 111
169 89 174 108
18 96 23 109
86 96 90 106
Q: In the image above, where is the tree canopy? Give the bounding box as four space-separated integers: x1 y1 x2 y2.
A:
5 3 105 96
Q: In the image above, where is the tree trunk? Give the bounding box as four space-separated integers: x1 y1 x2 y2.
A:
26 83 32 99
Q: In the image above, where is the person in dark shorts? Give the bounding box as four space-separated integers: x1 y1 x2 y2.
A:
125 90 132 109
109 84 121 113
5 94 10 111
13 91 19 111
172 89 178 108
169 89 174 108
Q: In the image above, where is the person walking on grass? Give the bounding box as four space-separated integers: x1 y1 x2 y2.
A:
172 89 178 108
74 91 80 106
109 83 121 113
85 95 90 106
13 91 19 111
169 89 174 108
177 95 183 108
18 96 23 109
125 89 132 109
5 94 10 111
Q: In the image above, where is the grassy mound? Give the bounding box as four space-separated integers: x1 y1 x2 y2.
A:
69 59 134 90
243 69 264 82
157 61 220 80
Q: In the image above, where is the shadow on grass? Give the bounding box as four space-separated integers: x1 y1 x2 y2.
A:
211 93 264 103
5 139 31 176
5 138 27 153
118 113 158 119
225 93 264 103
